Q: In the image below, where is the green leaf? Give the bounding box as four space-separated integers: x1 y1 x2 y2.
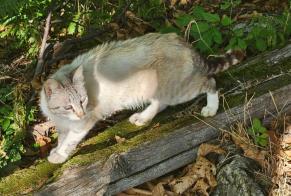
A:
202 12 220 23
255 38 267 51
2 118 10 131
220 1 231 10
258 138 268 147
5 128 14 135
68 13 81 35
212 28 222 44
190 22 210 33
252 118 262 131
67 22 76 35
234 28 244 37
258 126 267 133
221 15 232 26
237 39 247 49
260 133 269 139
191 6 205 20
159 26 180 34
175 14 193 27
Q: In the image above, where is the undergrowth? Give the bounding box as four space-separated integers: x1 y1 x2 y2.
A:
0 84 36 168
0 0 290 168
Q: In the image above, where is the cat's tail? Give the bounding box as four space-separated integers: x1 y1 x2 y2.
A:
206 50 245 75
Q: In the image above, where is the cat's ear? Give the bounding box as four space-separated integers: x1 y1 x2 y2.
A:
44 79 62 98
72 66 84 85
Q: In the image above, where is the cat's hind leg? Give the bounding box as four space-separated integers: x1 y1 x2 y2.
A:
200 78 219 117
129 99 166 126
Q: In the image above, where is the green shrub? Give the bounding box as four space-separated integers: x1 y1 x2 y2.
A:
159 1 291 55
247 118 269 147
0 85 36 168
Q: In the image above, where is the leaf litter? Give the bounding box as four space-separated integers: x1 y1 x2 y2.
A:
118 143 225 196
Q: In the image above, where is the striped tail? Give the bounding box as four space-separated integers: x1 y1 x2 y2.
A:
206 50 245 75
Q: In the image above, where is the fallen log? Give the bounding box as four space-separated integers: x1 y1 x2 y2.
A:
0 43 291 195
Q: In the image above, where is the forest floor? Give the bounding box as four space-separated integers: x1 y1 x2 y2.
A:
0 0 290 195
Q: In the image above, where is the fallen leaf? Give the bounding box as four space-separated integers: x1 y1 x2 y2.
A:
33 121 55 157
170 0 178 6
191 178 209 196
268 130 279 144
284 150 291 159
152 183 165 196
282 133 291 144
108 22 120 31
115 135 126 144
197 143 226 157
180 0 190 5
232 135 267 167
170 156 217 194
170 175 197 194
31 76 42 91
33 121 55 136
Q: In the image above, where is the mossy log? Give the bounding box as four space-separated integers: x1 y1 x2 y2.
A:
0 44 291 195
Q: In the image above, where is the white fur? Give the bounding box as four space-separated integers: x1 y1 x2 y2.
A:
201 91 219 117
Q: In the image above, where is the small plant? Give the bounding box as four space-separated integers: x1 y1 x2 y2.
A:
0 84 37 168
158 1 291 55
247 118 269 147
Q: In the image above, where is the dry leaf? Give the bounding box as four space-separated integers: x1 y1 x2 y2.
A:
232 135 267 167
108 22 119 31
115 135 126 144
180 0 190 5
170 156 217 194
191 179 209 196
197 143 226 157
33 121 55 136
170 0 178 6
268 130 279 144
33 121 56 157
282 133 291 144
152 183 165 196
116 29 128 40
35 136 51 158
31 76 42 90
170 176 197 194
284 150 291 159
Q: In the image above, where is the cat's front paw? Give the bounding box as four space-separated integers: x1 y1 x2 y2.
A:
129 113 149 126
201 106 217 117
47 150 68 164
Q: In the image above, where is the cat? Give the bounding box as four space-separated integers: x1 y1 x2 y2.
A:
40 33 244 163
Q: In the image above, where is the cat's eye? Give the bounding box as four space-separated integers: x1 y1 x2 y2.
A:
64 105 73 110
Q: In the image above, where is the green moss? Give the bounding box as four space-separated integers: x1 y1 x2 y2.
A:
0 160 59 195
63 116 192 167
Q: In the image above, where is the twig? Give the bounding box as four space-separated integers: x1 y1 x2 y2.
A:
127 188 152 195
33 11 52 79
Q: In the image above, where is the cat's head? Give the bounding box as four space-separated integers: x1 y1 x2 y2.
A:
43 66 88 121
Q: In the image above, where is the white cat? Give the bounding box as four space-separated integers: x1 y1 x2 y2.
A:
40 33 244 163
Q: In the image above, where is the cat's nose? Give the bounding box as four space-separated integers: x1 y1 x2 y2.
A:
76 110 85 118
